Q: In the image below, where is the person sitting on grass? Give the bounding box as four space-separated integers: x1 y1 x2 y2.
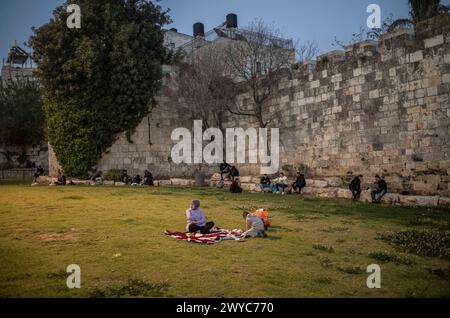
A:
122 170 132 185
55 170 66 186
143 170 154 186
32 165 44 185
131 174 142 186
230 178 243 193
349 175 363 201
186 200 215 234
241 211 267 238
291 172 306 194
371 175 387 204
259 174 273 193
272 172 288 194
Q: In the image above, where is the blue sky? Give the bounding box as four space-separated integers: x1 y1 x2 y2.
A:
1 0 449 63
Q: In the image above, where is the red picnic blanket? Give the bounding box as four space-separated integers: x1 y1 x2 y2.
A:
164 229 243 244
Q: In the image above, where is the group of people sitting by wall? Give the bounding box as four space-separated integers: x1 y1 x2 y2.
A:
220 164 388 204
122 170 154 187
259 172 306 195
349 174 388 204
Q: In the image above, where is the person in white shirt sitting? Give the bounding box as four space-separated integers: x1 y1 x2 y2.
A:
272 172 288 194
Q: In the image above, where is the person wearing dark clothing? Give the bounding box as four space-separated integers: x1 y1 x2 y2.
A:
55 170 66 186
259 174 272 192
131 175 142 186
143 170 154 186
230 178 243 193
33 165 44 183
371 175 387 203
122 170 132 185
292 173 306 194
219 162 232 180
229 166 239 180
349 175 363 201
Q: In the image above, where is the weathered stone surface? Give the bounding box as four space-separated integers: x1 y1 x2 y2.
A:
438 197 450 206
171 178 195 186
381 193 400 204
337 188 353 199
241 183 258 191
103 181 115 186
155 180 172 186
37 176 56 184
399 195 439 206
83 15 450 198
115 182 126 186
71 180 92 186
324 177 344 187
251 176 261 184
306 179 328 188
360 190 373 203
239 176 254 183
210 173 222 181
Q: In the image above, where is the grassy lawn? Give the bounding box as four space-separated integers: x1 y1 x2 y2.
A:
0 181 449 298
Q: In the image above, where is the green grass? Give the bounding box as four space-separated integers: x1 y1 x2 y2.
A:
0 182 450 298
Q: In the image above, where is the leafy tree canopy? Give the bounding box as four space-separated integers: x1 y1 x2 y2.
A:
0 79 45 147
30 0 171 177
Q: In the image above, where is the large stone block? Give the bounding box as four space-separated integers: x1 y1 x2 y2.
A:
306 179 328 188
170 178 195 186
323 177 344 187
241 183 258 192
424 35 444 48
381 193 400 204
399 195 439 206
210 173 222 181
337 188 353 199
438 197 450 206
155 180 172 186
37 176 56 184
239 176 254 183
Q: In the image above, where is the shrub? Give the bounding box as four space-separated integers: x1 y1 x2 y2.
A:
368 250 416 265
88 279 169 298
336 265 364 275
378 230 450 259
319 256 333 268
104 169 124 182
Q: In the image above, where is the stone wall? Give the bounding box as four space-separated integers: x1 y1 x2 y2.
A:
62 14 450 196
0 144 48 171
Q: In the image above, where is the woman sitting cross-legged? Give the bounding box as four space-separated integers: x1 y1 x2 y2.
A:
186 200 215 234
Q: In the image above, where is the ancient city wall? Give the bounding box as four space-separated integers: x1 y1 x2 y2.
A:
54 14 450 196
